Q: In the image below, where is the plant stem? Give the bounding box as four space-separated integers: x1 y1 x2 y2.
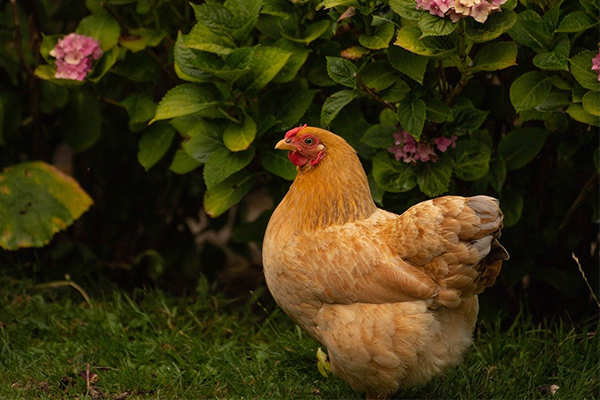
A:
355 73 397 113
35 275 93 308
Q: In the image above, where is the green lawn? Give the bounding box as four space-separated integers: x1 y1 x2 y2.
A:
0 276 598 399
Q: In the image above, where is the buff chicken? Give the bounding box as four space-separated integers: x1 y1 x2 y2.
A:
262 125 509 399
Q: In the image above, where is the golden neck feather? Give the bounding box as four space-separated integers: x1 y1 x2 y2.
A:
272 134 377 234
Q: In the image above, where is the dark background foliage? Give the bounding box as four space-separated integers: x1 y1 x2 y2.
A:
0 0 598 323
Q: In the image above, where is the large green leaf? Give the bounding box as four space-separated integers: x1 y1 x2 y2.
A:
452 140 490 181
447 99 488 135
179 117 226 163
510 71 553 111
321 90 357 126
418 13 458 38
471 42 517 73
326 57 358 88
424 97 452 123
215 47 255 82
500 187 523 227
281 20 330 44
61 91 102 153
119 28 166 53
152 83 222 123
169 149 202 174
566 104 600 127
398 97 426 140
359 22 395 49
533 34 570 71
260 83 318 130
186 20 236 55
555 11 598 33
203 147 255 190
272 39 311 83
371 151 417 193
395 26 458 59
464 10 517 43
76 15 120 51
498 127 549 170
389 0 422 21
361 124 396 149
174 33 223 82
259 151 297 181
569 51 600 92
204 171 256 217
119 93 157 132
137 122 176 171
417 156 453 197
0 161 93 250
223 115 257 152
387 45 429 84
507 10 551 52
239 47 292 92
359 61 400 91
583 91 600 117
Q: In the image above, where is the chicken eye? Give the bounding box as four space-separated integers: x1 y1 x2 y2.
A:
304 137 315 146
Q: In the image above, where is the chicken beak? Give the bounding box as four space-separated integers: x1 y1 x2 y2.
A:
275 139 297 152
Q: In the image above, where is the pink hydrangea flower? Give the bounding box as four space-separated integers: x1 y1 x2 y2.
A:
416 0 503 23
49 33 102 81
434 135 458 152
592 49 600 82
388 130 455 164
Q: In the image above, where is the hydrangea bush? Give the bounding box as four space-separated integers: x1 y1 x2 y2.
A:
0 0 598 314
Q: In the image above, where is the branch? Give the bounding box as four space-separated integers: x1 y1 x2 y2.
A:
354 73 398 113
10 0 32 76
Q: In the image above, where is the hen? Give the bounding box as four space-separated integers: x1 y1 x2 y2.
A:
262 126 509 399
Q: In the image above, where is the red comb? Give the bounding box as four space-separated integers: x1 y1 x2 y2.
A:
285 124 307 139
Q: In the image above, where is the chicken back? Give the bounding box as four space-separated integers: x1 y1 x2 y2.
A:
262 126 509 399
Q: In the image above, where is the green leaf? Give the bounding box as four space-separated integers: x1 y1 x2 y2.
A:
119 93 156 132
510 71 553 111
569 51 600 92
152 83 222 123
398 97 426 140
359 61 400 91
566 104 600 127
240 47 292 92
418 13 458 38
381 79 411 102
137 122 176 171
225 0 263 40
417 156 452 197
169 149 202 174
464 10 517 43
535 92 570 112
359 22 395 49
556 11 598 33
87 46 119 83
192 3 238 33
452 140 490 181
371 151 418 193
361 124 396 149
447 99 488 135
174 33 223 83
272 39 311 83
0 161 93 250
579 0 599 15
119 28 166 52
179 117 226 163
395 26 458 59
389 0 422 21
282 20 330 44
489 157 507 194
500 187 523 227
186 21 236 55
583 91 600 117
76 15 120 51
507 10 551 52
223 115 257 151
326 57 358 88
39 34 60 63
424 97 452 123
61 92 101 153
215 47 255 82
260 83 318 130
318 0 359 8
204 147 255 190
321 90 357 126
387 45 428 84
498 127 549 170
533 34 570 71
259 151 297 180
262 0 295 18
204 171 256 217
471 42 517 73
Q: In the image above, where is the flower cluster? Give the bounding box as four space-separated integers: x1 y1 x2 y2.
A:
416 0 506 23
592 49 600 82
388 130 457 164
49 33 102 81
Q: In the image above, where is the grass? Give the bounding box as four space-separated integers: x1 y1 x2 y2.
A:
0 275 598 400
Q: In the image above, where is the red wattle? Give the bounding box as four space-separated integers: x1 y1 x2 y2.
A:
288 151 308 166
